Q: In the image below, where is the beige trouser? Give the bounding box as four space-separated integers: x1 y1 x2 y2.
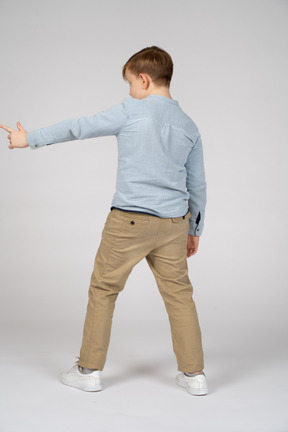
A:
78 209 204 373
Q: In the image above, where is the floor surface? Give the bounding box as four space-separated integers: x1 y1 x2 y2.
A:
1 323 287 432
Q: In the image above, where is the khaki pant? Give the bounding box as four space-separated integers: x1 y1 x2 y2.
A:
78 209 204 373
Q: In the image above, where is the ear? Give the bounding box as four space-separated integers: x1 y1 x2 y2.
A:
139 73 151 90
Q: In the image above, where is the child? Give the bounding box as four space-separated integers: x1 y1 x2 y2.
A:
0 46 208 396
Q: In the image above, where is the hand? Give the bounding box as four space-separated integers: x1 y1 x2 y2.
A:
187 234 199 257
0 122 28 149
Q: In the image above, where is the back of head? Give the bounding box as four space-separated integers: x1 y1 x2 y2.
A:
122 46 173 88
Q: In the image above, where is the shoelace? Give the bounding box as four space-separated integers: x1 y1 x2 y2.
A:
73 356 80 364
67 356 80 372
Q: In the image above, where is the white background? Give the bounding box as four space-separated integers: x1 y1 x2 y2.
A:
0 0 287 431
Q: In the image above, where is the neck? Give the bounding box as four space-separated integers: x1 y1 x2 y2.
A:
147 85 172 99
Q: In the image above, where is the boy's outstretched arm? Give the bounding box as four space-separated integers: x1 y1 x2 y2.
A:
0 122 28 149
1 103 127 150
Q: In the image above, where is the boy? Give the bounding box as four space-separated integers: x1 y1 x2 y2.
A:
0 46 208 396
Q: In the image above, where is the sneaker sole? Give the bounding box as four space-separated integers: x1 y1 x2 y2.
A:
60 377 102 392
176 375 208 396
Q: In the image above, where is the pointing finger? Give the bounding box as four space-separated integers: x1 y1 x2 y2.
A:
0 124 14 133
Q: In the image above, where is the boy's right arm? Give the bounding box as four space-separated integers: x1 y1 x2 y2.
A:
1 102 127 150
186 133 207 236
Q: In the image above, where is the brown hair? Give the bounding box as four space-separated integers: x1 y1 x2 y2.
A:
122 46 173 87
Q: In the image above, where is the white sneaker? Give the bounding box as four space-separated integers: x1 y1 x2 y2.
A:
60 358 102 392
176 372 208 395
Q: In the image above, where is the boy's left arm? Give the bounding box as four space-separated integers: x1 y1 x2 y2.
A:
0 122 28 149
1 103 127 150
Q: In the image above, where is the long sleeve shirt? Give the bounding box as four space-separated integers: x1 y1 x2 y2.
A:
26 95 207 235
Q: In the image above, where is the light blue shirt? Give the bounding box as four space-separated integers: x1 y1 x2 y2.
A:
26 95 207 235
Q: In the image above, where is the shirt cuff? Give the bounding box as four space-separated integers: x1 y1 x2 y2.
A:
26 131 42 150
189 212 204 236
